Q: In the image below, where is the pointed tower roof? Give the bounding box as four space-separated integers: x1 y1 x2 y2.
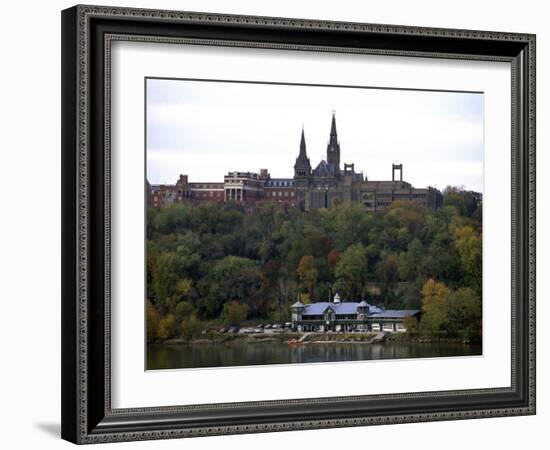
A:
294 127 311 172
326 111 341 172
299 126 307 156
330 110 337 137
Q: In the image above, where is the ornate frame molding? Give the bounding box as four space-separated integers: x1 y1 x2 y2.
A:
61 5 536 444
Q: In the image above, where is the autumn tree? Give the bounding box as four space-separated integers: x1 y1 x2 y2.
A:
327 248 341 269
146 301 160 341
157 313 176 340
387 200 427 236
147 185 481 329
222 301 250 326
419 279 481 337
420 279 451 333
297 255 319 298
168 278 194 312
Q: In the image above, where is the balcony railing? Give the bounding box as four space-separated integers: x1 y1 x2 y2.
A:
295 319 366 326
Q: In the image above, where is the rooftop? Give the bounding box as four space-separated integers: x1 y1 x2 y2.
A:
369 309 420 319
299 301 385 316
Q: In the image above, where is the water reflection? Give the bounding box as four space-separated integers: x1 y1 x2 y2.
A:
147 341 482 370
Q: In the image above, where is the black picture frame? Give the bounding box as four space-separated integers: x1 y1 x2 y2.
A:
61 4 536 444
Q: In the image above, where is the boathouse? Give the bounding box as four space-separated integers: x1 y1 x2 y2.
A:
291 293 420 333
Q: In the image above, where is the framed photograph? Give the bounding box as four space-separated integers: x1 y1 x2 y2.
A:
61 4 536 444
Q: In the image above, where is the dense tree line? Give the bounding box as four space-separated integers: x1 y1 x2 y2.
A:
146 187 482 340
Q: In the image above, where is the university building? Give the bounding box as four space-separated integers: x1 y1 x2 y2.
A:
149 113 442 211
291 293 420 333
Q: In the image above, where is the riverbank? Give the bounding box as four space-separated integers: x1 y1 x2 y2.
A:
386 331 481 345
151 330 480 346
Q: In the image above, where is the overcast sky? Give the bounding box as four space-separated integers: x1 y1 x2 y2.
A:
146 78 483 193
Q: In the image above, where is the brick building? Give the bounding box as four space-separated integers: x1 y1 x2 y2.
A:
148 112 444 211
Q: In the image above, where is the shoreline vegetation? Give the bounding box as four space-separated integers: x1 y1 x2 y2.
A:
147 187 482 349
148 329 481 347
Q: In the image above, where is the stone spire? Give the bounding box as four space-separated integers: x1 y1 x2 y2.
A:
299 127 307 156
294 127 311 178
326 111 341 171
330 112 337 136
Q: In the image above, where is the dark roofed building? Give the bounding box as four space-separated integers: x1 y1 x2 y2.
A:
291 293 420 333
293 112 443 211
312 160 335 178
148 112 445 212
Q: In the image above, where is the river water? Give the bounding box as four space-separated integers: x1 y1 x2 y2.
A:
147 341 482 370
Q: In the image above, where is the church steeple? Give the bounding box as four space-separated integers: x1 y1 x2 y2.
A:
294 127 311 178
330 112 337 136
326 111 340 171
299 127 307 156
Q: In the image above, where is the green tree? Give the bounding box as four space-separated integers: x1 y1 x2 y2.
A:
445 287 481 336
334 243 368 299
375 252 399 294
151 252 181 308
399 282 423 309
319 201 371 251
222 301 250 326
147 189 482 327
175 300 195 323
397 238 425 281
198 256 263 318
153 204 191 234
455 226 482 293
443 186 479 218
180 314 203 339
